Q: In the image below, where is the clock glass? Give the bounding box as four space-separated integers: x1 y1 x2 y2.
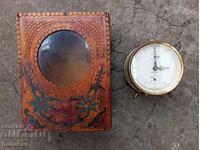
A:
129 42 184 95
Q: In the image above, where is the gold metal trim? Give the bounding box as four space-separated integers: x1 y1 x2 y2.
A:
124 40 184 96
124 49 140 92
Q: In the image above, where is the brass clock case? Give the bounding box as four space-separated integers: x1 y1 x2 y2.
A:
124 40 184 96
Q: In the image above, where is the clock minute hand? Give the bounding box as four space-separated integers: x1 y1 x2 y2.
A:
153 47 158 71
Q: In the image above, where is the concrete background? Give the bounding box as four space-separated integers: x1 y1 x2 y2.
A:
0 0 198 150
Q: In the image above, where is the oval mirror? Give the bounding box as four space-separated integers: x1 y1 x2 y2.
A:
38 30 91 86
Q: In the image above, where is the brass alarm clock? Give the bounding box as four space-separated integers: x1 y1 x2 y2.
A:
124 40 184 95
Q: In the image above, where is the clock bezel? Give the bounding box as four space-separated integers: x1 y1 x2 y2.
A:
126 40 184 95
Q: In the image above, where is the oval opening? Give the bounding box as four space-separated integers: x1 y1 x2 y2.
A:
38 30 91 86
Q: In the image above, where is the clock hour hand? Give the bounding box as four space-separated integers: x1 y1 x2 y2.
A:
157 66 170 71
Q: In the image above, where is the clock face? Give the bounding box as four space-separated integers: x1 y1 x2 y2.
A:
130 43 184 95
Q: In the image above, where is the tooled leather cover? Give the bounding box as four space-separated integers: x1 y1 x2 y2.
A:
16 12 111 131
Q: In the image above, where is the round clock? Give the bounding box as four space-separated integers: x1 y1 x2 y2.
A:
124 40 184 95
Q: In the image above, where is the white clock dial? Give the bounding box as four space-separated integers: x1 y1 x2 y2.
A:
130 43 184 95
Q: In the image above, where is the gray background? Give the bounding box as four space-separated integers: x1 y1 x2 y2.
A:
0 0 198 150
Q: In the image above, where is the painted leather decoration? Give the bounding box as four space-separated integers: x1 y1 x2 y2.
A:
16 12 111 131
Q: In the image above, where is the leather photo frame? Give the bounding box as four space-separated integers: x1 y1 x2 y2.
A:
16 12 111 131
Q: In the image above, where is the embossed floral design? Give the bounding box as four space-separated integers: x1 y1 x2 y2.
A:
23 61 106 129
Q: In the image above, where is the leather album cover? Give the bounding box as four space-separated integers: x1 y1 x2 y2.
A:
16 12 111 131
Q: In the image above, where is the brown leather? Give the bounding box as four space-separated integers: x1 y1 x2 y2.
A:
16 12 111 131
